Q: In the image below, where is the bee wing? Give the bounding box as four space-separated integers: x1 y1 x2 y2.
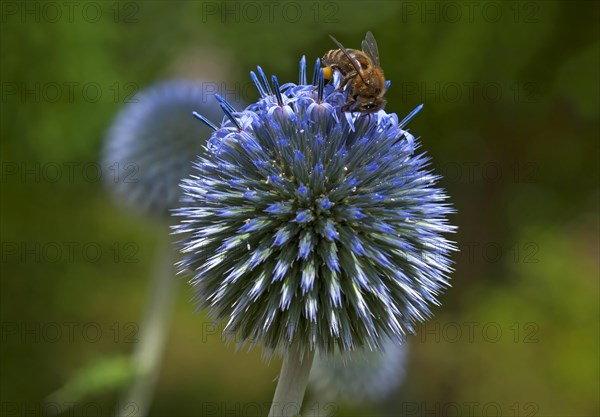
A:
361 31 381 67
328 34 366 82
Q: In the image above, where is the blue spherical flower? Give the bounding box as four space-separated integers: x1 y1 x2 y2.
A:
175 59 456 356
103 80 225 218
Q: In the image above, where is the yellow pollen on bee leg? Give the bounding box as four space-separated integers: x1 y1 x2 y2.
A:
323 67 333 80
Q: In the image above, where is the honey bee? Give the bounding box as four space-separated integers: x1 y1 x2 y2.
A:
322 31 387 113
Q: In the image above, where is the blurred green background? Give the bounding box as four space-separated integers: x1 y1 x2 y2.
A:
1 1 598 416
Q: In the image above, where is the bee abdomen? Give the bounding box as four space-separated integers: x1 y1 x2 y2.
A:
322 49 345 64
322 49 361 73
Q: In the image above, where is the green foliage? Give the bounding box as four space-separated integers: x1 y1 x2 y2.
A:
47 355 136 405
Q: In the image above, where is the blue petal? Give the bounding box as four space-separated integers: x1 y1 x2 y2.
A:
294 209 314 224
264 202 293 215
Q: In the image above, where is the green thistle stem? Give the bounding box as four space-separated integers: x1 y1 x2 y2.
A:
268 346 315 417
117 233 177 417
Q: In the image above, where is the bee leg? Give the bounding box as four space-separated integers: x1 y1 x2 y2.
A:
337 72 357 91
341 94 357 112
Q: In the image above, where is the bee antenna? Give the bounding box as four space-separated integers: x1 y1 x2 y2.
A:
356 71 367 84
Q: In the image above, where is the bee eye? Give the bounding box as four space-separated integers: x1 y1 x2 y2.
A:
364 103 376 110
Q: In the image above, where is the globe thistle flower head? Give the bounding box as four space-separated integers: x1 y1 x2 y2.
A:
175 57 456 357
309 338 408 404
103 80 226 219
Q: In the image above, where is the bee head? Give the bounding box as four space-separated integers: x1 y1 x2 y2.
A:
349 96 387 113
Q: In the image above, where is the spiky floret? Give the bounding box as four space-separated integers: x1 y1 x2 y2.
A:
174 58 456 357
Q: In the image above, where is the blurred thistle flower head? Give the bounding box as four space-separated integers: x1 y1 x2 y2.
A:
174 58 456 357
103 80 225 219
309 338 407 404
